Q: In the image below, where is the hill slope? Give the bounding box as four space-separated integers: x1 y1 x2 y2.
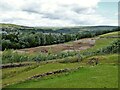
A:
0 23 117 33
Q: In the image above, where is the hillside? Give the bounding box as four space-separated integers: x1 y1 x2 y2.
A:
1 0 119 88
2 31 119 88
0 23 118 33
3 54 118 88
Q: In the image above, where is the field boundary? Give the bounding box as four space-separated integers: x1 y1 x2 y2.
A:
4 67 82 87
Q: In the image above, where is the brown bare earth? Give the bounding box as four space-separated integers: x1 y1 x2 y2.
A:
17 38 96 54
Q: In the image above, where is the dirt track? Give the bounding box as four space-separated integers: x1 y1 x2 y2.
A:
17 38 96 54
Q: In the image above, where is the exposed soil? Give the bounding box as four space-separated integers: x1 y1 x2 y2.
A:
17 38 96 54
2 38 97 68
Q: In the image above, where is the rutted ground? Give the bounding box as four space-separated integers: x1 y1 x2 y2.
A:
17 38 96 53
8 31 119 54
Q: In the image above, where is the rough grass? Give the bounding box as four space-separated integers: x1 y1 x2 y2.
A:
6 64 118 88
2 63 81 87
2 32 119 88
4 54 118 88
99 31 119 38
81 31 119 53
82 54 118 64
2 64 39 79
81 38 118 53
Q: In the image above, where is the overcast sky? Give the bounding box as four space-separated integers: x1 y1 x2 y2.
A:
0 0 118 27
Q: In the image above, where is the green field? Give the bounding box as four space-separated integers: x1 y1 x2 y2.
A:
2 31 119 88
99 31 119 38
4 54 118 88
2 63 81 87
82 38 117 53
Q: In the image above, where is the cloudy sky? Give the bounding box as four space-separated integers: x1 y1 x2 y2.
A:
0 0 118 27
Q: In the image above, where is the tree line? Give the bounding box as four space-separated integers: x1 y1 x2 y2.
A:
2 27 119 50
2 39 119 64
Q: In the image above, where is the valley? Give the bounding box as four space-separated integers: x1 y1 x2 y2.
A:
0 24 119 88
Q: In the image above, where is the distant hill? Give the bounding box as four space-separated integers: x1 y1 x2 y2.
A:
0 23 118 34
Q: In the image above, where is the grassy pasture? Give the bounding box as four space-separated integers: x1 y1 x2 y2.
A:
81 38 118 53
2 63 81 87
99 31 119 38
2 31 119 88
5 54 118 88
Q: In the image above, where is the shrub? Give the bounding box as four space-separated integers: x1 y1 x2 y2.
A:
59 56 79 63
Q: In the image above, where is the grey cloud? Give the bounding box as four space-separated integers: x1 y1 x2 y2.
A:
0 0 112 26
22 9 40 14
42 13 62 20
21 3 41 14
72 7 88 14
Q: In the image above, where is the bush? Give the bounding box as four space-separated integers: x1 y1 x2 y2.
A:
2 50 29 64
59 56 79 63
